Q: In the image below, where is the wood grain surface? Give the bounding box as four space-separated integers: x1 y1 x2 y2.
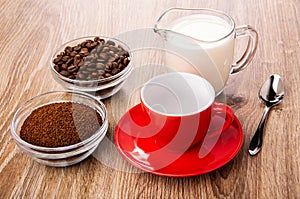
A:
0 0 299 198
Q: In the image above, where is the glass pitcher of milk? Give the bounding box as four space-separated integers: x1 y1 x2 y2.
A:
154 8 258 95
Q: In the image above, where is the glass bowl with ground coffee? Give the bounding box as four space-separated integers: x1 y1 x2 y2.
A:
10 90 108 167
50 36 133 99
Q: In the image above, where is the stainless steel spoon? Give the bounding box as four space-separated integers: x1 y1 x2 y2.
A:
248 74 285 156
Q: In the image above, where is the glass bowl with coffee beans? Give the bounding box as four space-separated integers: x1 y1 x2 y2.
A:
10 90 108 167
50 36 133 99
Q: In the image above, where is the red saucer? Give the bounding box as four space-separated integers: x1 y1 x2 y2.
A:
114 103 244 177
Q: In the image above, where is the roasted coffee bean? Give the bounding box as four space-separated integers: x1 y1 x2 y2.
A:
54 65 60 72
53 36 130 81
91 72 98 77
65 46 72 53
78 74 85 79
106 63 112 69
67 65 78 73
79 48 89 56
96 46 103 53
124 51 129 57
96 63 105 69
62 56 70 62
68 75 76 79
102 46 110 52
74 54 81 60
111 68 120 75
53 57 61 63
118 64 123 69
105 73 112 78
107 40 115 45
82 71 90 75
61 64 68 70
66 58 74 65
108 57 115 63
60 70 69 76
98 70 105 76
112 62 118 69
73 45 81 51
77 60 84 67
70 51 77 57
87 67 96 72
86 42 92 49
97 59 105 63
99 53 108 60
123 57 129 65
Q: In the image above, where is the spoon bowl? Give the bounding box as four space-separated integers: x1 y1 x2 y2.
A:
259 74 285 106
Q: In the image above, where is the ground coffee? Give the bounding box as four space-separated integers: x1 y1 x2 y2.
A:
20 102 103 147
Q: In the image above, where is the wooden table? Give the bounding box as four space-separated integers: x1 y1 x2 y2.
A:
1 0 299 198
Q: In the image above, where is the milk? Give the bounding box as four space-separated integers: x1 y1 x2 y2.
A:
164 14 235 94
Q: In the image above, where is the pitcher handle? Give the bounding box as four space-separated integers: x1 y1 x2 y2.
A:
231 25 258 74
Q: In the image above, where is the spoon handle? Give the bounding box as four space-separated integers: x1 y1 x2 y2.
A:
248 106 271 156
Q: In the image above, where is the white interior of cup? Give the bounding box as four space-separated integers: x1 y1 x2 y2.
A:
141 72 215 116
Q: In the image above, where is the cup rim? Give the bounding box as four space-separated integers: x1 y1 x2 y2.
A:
154 7 236 43
140 72 215 117
10 90 108 152
49 35 133 85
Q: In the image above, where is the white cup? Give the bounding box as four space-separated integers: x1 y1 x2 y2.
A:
155 8 258 95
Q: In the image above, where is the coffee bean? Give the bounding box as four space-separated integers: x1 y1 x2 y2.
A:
108 57 115 63
106 63 112 70
82 71 90 75
60 70 69 76
124 51 129 57
64 46 72 53
91 72 98 76
87 67 96 72
112 62 118 68
54 65 60 72
86 42 92 49
53 37 130 81
107 40 115 46
61 64 68 70
68 75 76 79
77 60 84 67
73 45 81 51
102 46 110 52
62 56 69 62
97 59 106 63
79 48 89 56
66 58 74 66
74 54 81 60
98 70 105 76
96 46 103 53
94 37 100 42
111 68 120 75
99 53 108 60
105 73 112 78
70 51 77 57
78 74 85 79
67 65 78 73
123 57 129 65
53 57 61 63
96 63 105 69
